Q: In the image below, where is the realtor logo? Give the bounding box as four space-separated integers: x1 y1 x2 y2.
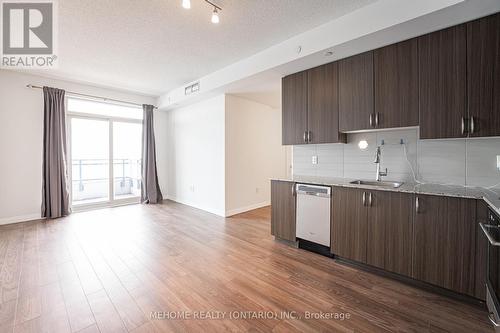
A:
1 0 57 67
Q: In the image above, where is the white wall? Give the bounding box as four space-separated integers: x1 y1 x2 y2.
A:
224 95 288 216
163 95 226 216
160 94 290 217
0 70 155 225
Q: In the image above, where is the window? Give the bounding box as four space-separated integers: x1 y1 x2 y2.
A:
68 97 142 208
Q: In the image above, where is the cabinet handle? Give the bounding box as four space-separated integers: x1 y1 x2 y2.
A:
303 131 307 143
368 192 373 207
375 113 379 127
470 116 475 135
292 184 295 196
362 192 366 206
415 196 420 214
461 117 465 135
369 114 373 127
307 131 312 143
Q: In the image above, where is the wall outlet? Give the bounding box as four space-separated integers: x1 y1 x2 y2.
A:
497 155 500 171
255 187 260 194
312 155 318 165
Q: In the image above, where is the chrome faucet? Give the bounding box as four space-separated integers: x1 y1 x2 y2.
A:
374 146 388 181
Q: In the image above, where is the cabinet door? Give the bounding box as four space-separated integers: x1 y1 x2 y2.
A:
331 187 368 263
374 39 419 129
271 180 296 242
413 195 476 296
307 62 345 144
419 25 467 139
367 191 414 276
467 13 500 138
339 51 374 132
282 71 308 145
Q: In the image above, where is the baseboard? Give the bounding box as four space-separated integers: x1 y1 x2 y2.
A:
225 201 270 217
0 213 42 226
165 196 226 217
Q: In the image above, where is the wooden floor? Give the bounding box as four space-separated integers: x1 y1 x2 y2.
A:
0 201 493 333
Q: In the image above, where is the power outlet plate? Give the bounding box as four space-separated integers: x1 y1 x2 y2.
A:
312 155 318 165
497 155 500 171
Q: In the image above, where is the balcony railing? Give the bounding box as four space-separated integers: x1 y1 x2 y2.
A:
71 159 142 202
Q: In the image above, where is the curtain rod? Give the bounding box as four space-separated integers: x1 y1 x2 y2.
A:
26 84 158 109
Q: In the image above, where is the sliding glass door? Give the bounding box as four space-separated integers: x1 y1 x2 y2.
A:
68 98 143 209
70 117 110 205
113 121 142 200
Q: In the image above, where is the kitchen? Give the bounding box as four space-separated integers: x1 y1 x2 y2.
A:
271 10 500 332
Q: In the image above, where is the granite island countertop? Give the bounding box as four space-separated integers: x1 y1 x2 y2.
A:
271 176 500 216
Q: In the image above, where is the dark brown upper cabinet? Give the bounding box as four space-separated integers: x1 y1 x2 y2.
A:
283 12 500 141
419 25 467 139
374 39 419 129
467 12 500 138
307 62 346 144
339 51 374 132
413 195 476 297
271 180 296 242
367 191 414 277
282 63 345 145
282 71 308 145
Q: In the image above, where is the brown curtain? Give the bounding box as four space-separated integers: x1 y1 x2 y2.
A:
41 86 71 218
141 104 163 204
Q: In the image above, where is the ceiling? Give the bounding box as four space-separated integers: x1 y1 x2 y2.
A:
27 0 378 96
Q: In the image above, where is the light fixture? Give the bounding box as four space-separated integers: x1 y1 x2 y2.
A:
358 140 369 150
182 0 222 23
211 7 219 24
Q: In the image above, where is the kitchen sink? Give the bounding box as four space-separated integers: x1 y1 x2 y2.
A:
349 180 404 188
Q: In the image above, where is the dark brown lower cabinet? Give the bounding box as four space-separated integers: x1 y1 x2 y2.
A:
332 188 413 274
413 195 477 297
271 180 296 242
367 191 414 276
331 187 368 263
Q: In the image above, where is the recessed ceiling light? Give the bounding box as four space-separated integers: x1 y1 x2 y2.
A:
182 0 191 9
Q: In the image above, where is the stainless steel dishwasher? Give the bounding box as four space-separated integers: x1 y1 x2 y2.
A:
295 184 331 252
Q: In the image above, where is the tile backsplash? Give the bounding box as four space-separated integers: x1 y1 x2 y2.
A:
293 128 500 189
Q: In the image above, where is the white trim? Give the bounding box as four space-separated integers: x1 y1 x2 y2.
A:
225 201 270 217
71 199 140 213
0 214 42 226
165 196 226 217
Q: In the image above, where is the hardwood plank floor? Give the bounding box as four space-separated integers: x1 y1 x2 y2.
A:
0 201 492 332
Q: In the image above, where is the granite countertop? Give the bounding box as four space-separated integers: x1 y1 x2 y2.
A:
272 176 500 216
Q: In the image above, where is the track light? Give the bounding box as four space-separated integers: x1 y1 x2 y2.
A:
211 7 219 24
182 0 222 23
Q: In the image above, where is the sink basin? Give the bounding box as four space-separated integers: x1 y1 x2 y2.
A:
349 180 404 188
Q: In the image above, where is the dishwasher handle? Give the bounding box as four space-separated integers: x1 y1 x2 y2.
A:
296 184 331 198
